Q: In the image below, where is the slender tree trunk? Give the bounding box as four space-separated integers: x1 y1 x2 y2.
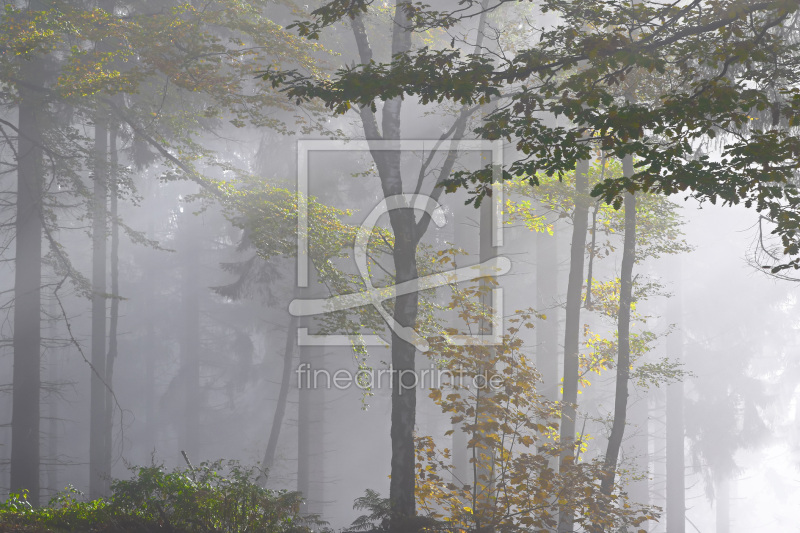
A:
351 3 488 526
308 352 325 516
536 221 559 403
179 213 201 460
297 342 311 515
557 158 590 533
666 265 685 533
89 115 108 499
90 0 117 496
260 313 297 481
599 164 636 502
452 192 475 484
372 5 416 527
474 191 497 530
144 183 157 449
103 124 119 486
46 298 59 496
11 48 44 506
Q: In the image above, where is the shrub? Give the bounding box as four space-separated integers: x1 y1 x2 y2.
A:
0 460 327 533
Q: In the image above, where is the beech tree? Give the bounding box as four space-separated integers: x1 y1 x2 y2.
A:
264 1 800 528
0 0 327 502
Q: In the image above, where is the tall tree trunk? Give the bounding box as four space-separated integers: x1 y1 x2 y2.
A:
351 3 489 526
557 158 590 533
452 192 475 484
90 0 117 495
144 182 157 449
308 351 325 516
666 265 685 533
179 213 201 461
46 298 59 497
296 344 313 515
89 115 108 499
295 345 325 517
372 5 415 527
473 191 497 529
11 45 45 507
387 202 418 529
599 164 636 502
103 124 119 486
536 221 559 403
260 313 297 481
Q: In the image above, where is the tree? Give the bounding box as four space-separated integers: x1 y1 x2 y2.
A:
1 0 328 499
263 2 499 527
9 2 46 504
265 0 800 271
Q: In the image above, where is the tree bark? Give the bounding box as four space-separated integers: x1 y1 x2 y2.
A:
474 191 497 529
260 313 297 481
599 159 636 502
296 344 325 516
179 212 201 461
144 182 157 449
103 124 119 488
452 192 475 484
89 115 108 499
361 4 416 526
297 343 310 515
11 52 44 504
46 298 59 497
557 158 590 533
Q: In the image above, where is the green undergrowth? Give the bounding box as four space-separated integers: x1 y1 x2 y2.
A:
0 460 326 532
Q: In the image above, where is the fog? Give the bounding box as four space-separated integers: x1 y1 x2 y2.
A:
1 1 800 532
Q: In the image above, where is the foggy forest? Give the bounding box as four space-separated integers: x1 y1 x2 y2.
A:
2 0 800 531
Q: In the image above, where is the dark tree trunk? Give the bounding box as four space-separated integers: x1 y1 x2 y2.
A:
11 54 44 504
557 158 590 533
260 313 297 480
296 345 324 516
599 159 637 501
179 213 201 460
103 125 119 486
473 191 497 529
89 116 108 499
144 183 157 448
451 192 476 484
297 343 310 515
46 299 59 497
387 208 419 526
666 266 685 533
371 5 416 526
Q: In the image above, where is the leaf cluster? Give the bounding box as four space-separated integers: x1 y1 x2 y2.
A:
0 460 325 532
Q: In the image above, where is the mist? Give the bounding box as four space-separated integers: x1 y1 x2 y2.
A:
1 1 800 532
